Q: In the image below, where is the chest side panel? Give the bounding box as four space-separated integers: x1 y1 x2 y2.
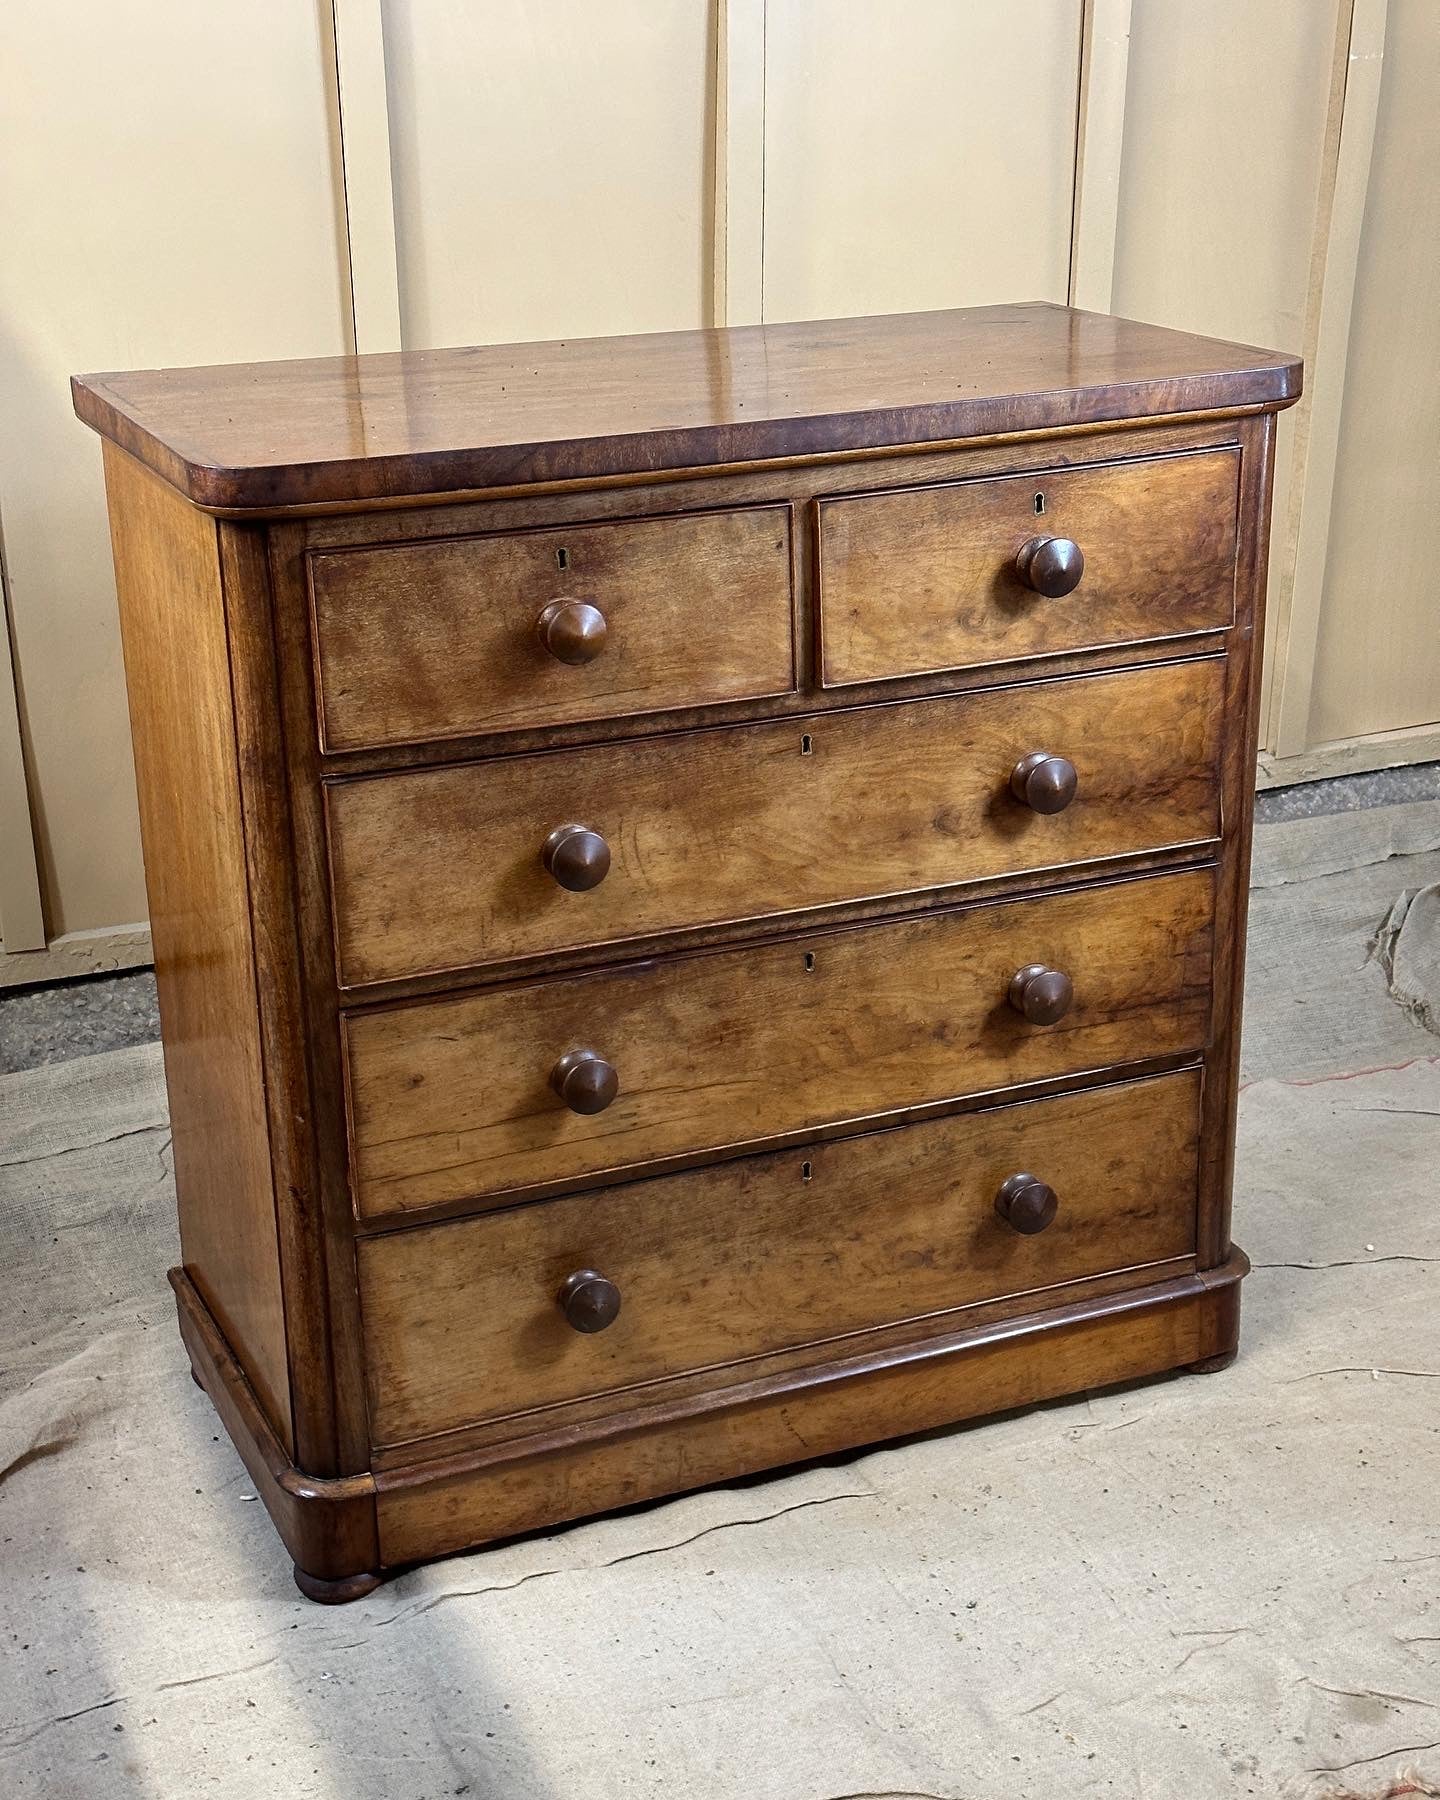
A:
102 444 293 1454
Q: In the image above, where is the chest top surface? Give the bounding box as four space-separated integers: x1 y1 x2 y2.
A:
72 303 1301 514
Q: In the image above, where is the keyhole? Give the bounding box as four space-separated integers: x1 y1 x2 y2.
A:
1033 492 1046 515
800 733 813 756
555 546 570 570
803 951 816 972
801 1160 813 1183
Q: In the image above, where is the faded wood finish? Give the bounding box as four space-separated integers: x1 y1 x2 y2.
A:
359 1070 1201 1446
343 867 1215 1221
818 445 1239 686
79 305 1298 1598
327 657 1223 987
101 446 294 1451
309 504 796 751
73 304 1300 512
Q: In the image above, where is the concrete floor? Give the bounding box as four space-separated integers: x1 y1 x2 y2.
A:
1255 758 1440 822
0 967 160 1074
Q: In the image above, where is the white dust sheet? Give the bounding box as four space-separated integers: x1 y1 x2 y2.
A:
2 809 1438 1800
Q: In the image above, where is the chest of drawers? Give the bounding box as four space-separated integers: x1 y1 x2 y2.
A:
74 304 1301 1601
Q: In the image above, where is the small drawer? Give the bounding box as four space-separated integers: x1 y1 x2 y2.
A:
816 446 1239 687
308 505 795 752
357 1069 1202 1445
326 656 1224 989
342 866 1214 1221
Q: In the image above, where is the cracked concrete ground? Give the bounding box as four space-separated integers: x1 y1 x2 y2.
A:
0 805 1436 1800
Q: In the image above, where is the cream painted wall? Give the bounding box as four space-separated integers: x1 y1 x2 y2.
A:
1112 2 1333 354
0 0 352 938
1308 0 1440 746
761 0 1081 322
1108 0 1336 761
382 0 716 347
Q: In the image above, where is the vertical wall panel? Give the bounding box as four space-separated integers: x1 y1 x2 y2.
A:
0 537 45 951
1111 3 1332 351
1307 0 1440 746
1108 3 1333 760
760 0 1082 324
382 0 714 349
0 1 350 936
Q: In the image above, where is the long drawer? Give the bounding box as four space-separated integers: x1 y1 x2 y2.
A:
326 656 1223 988
343 866 1214 1221
816 446 1238 686
358 1069 1202 1445
308 504 796 752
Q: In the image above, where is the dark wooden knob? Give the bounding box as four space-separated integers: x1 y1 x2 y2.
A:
1010 750 1078 814
1016 535 1085 597
550 1048 619 1114
558 1269 621 1333
542 822 610 891
537 597 607 665
995 1172 1059 1235
1008 964 1074 1025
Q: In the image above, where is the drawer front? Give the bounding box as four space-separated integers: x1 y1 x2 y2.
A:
358 1070 1201 1444
817 447 1238 687
309 505 795 752
327 656 1223 988
344 867 1213 1220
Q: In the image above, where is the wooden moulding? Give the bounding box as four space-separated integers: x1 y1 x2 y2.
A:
174 1249 1247 1586
174 1268 378 1583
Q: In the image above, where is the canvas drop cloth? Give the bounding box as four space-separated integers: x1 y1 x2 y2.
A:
2 809 1438 1800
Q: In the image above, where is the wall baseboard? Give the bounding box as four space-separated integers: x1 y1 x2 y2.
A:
0 923 153 990
1258 724 1440 789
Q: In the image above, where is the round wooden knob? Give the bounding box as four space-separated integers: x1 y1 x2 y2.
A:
537 597 607 665
995 1172 1059 1235
1008 964 1074 1025
558 1269 622 1333
542 823 610 891
1010 751 1078 815
550 1048 619 1114
1016 535 1085 597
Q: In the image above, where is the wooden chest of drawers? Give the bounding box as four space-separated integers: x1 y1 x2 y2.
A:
74 304 1301 1600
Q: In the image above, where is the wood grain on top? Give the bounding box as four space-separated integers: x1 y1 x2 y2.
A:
72 303 1301 512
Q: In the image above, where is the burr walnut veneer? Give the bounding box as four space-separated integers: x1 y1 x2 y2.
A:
74 303 1300 1600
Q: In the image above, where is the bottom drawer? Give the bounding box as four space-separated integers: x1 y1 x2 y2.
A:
358 1069 1201 1448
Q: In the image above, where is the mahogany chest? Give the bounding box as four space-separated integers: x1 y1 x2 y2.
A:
74 304 1301 1600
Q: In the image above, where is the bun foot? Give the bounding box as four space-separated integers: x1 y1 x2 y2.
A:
1188 1348 1238 1374
293 1565 383 1604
